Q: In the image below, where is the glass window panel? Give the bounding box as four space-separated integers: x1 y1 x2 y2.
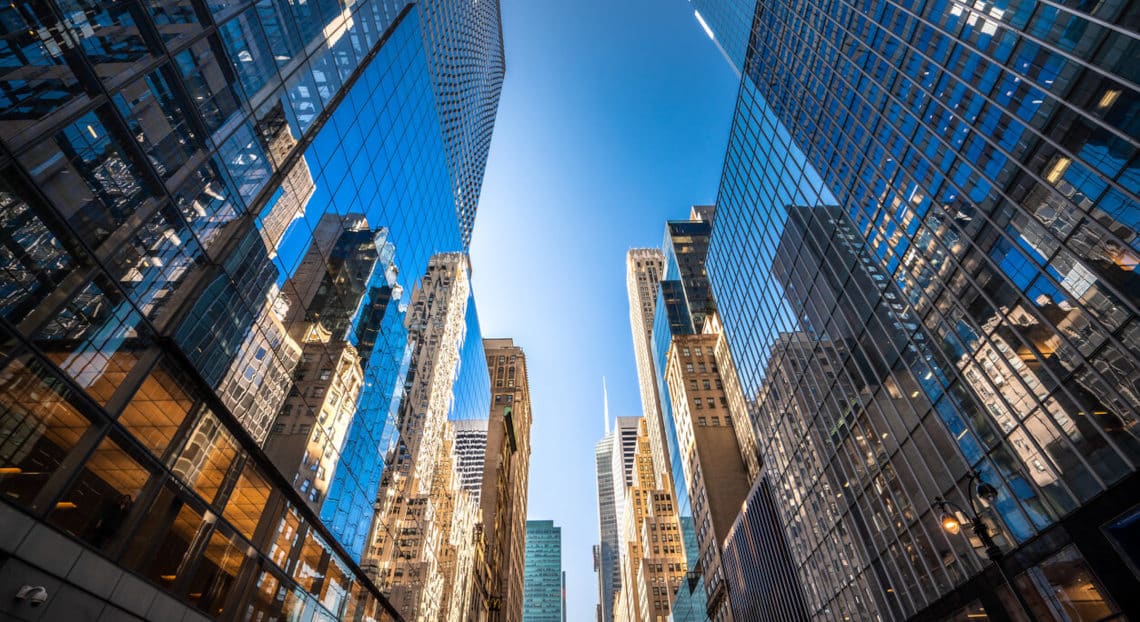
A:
170 409 239 503
0 355 92 507
47 433 151 550
118 359 196 456
0 175 82 326
144 0 207 45
318 555 350 616
0 2 83 135
218 122 273 205
223 462 270 540
255 0 301 68
54 0 154 70
17 108 155 246
248 569 286 620
174 36 243 133
124 485 205 589
1034 545 1121 621
108 205 204 322
171 160 242 251
269 503 301 569
293 529 326 594
113 66 201 180
187 526 249 616
217 9 278 100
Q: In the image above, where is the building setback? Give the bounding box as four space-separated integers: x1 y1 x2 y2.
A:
689 0 1140 619
523 520 564 622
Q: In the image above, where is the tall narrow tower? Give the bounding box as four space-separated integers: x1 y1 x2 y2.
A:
626 249 670 486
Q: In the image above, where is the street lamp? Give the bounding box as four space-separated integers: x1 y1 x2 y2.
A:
933 472 1037 621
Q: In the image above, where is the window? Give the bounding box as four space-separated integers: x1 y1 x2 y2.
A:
698 417 707 427
118 359 196 457
170 411 239 503
123 485 205 589
694 398 703 409
48 433 153 551
223 463 270 540
0 355 93 508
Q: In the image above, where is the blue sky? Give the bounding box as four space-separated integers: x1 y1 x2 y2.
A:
468 0 739 618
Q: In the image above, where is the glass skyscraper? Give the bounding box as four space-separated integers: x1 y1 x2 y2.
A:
0 0 503 619
523 519 564 622
689 0 1139 619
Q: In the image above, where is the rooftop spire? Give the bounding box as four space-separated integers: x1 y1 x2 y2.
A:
603 376 610 435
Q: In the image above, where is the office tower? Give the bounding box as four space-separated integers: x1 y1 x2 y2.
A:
419 0 507 247
523 520 564 622
691 0 1140 619
470 337 532 622
645 209 761 621
0 0 503 619
595 420 620 622
626 249 671 486
613 419 688 622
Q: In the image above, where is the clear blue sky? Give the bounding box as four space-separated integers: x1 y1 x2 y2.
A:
468 1 739 618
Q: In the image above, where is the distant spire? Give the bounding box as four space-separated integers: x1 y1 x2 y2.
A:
603 377 610 435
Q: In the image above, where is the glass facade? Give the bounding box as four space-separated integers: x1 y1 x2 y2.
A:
1 0 504 618
690 0 1140 618
523 519 564 622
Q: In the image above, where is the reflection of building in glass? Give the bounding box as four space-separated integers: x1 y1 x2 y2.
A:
217 284 302 446
454 417 489 501
692 0 1140 617
256 104 316 256
523 520 564 622
0 0 503 618
364 253 475 620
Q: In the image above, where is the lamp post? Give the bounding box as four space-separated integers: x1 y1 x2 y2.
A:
933 472 1038 621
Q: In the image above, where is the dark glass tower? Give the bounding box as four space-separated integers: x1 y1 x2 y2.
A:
691 0 1140 619
0 0 503 619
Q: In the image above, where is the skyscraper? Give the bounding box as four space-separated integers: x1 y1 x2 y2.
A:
639 207 761 621
690 0 1140 618
595 418 620 622
473 337 533 622
523 520 564 622
626 249 671 487
0 0 504 619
